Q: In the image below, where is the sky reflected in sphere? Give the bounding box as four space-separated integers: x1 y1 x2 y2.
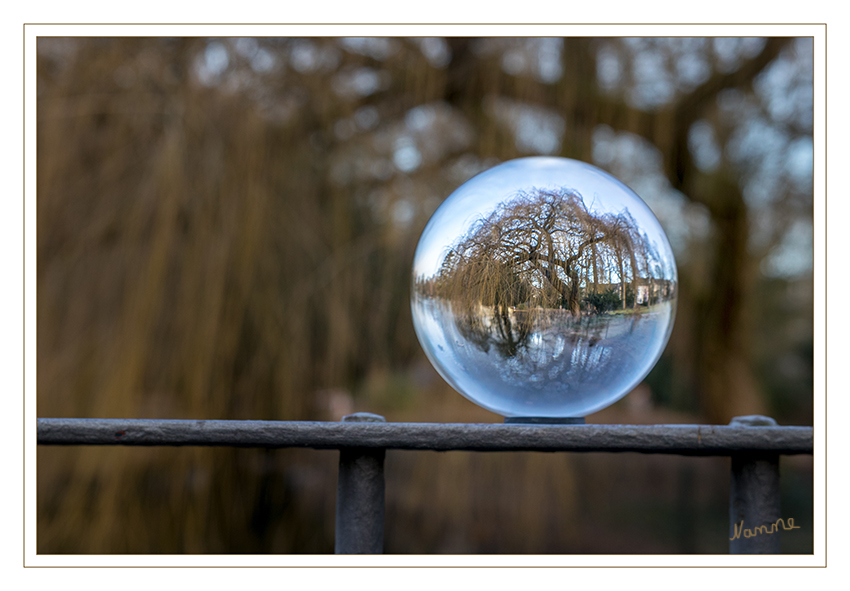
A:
411 157 678 418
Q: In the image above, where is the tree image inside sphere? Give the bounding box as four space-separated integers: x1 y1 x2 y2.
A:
411 157 677 418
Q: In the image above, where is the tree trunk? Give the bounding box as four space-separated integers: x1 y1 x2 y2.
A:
691 173 765 423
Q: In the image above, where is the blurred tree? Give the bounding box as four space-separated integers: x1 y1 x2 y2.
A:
37 35 812 553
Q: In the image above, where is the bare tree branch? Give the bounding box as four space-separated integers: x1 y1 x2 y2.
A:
593 38 792 202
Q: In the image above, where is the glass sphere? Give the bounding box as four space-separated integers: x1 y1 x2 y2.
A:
411 157 677 418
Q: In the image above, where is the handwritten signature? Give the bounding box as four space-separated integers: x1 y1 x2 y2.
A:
730 517 800 540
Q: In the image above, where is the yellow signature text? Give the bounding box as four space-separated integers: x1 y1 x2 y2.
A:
729 518 800 541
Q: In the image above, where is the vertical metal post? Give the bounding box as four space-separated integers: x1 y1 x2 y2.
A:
728 415 781 554
335 412 386 554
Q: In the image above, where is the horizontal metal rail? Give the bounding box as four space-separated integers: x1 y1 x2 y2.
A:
37 415 813 554
37 417 813 456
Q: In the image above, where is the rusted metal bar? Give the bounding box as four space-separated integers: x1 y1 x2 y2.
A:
37 417 813 456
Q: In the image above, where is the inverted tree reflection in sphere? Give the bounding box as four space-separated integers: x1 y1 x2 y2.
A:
411 157 677 418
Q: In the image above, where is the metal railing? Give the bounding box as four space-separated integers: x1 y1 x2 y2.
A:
36 413 813 555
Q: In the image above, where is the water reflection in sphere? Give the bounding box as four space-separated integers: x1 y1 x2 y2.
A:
411 157 677 418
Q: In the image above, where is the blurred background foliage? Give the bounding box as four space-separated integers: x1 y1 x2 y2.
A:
37 36 813 554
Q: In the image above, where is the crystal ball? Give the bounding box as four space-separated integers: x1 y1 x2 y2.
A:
411 157 677 418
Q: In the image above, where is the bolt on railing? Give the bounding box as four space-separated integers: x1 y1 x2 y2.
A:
36 413 813 554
